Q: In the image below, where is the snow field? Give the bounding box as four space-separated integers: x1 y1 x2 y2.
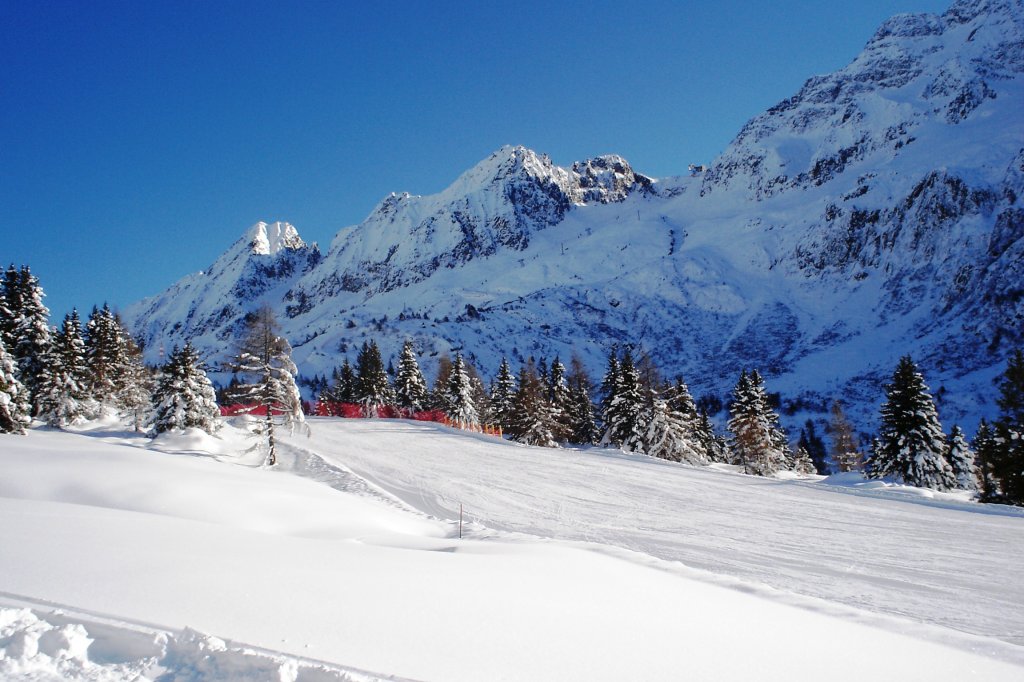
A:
0 420 1022 680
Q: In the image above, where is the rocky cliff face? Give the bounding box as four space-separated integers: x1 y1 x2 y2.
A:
124 0 1023 431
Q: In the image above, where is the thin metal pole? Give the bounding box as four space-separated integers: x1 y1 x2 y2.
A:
459 503 463 539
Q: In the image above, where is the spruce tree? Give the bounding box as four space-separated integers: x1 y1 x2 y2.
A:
444 353 479 427
727 370 789 476
507 360 558 447
84 304 127 405
992 350 1024 504
117 334 153 432
547 356 572 440
644 388 706 464
869 356 954 490
11 266 53 411
0 337 31 434
945 425 979 492
0 264 23 352
394 339 428 414
36 310 93 427
599 348 620 439
231 307 306 465
355 340 390 417
973 419 1001 502
489 357 517 431
429 354 453 412
602 348 645 451
566 356 599 445
150 343 220 436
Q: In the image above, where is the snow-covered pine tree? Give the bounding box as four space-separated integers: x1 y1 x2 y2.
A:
790 446 817 475
727 370 789 476
945 425 979 492
598 348 620 441
355 340 390 417
394 339 428 414
36 310 94 427
566 356 599 445
973 418 1001 502
230 307 306 466
12 266 52 411
869 356 954 490
507 360 558 447
116 334 153 432
992 350 1024 504
602 348 645 451
547 357 572 441
444 353 479 428
0 264 23 351
489 357 517 431
828 401 862 473
0 336 31 434
327 359 358 404
84 304 126 405
644 388 706 465
149 342 220 436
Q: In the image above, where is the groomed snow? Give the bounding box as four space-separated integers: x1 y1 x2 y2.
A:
1 420 1022 681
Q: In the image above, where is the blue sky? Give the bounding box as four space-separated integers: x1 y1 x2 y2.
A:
2 0 951 320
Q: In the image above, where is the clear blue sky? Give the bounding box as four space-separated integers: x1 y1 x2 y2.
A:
2 0 952 321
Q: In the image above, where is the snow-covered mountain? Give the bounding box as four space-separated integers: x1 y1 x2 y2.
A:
124 0 1024 431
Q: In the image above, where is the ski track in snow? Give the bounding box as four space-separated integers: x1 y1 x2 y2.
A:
284 418 1024 660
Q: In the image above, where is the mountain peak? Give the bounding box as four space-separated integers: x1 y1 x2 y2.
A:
247 221 305 256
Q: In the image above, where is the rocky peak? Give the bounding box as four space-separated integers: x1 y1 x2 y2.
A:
247 221 305 256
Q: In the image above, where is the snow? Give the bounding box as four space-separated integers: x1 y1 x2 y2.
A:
2 418 1023 680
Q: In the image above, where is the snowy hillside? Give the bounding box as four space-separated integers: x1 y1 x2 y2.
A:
123 0 1024 431
2 421 1023 680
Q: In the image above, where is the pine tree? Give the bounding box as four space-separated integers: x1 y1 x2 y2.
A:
644 388 706 464
230 307 306 465
444 353 479 427
828 401 862 473
790 446 818 475
507 360 558 447
84 304 126 405
869 356 954 490
727 370 789 476
973 419 1001 502
547 356 572 441
394 340 428 414
11 266 53 411
599 348 620 438
992 350 1024 504
565 356 599 445
0 264 23 352
602 348 645 451
355 340 390 417
489 357 517 431
945 425 979 492
117 334 153 432
150 343 220 436
0 337 31 434
36 310 93 427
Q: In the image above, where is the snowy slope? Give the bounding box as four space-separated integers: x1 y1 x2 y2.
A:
123 0 1024 431
2 422 1023 680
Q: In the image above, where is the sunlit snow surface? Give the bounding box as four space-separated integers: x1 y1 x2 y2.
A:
1 419 1022 681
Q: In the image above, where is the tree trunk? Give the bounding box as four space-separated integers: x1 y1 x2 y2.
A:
265 404 276 466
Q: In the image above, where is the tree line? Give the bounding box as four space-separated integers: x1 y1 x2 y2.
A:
2 263 1021 503
0 266 303 466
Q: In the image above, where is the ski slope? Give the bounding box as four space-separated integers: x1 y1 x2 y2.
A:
1 419 1022 680
289 418 1024 655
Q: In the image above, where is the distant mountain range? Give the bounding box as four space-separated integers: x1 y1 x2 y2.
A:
125 0 1024 431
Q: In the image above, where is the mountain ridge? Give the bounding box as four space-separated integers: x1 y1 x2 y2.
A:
124 0 1024 433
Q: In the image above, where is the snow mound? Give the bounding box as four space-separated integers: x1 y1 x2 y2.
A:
0 607 392 682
